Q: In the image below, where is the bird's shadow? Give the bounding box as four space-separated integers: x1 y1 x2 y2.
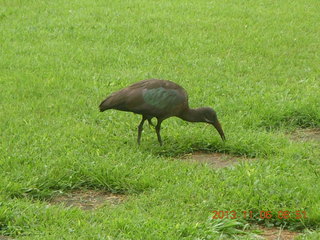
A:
137 137 228 158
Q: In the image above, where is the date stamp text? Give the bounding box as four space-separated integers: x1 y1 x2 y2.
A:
212 210 307 220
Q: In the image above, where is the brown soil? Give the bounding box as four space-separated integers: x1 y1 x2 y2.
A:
50 190 125 210
0 228 302 240
182 152 253 168
290 128 320 142
0 236 13 240
258 226 300 240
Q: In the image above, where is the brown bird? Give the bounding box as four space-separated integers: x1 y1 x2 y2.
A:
99 79 225 145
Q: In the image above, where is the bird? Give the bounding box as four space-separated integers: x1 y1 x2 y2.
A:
99 79 225 145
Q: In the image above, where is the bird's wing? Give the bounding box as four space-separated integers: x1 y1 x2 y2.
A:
142 87 185 109
99 79 188 114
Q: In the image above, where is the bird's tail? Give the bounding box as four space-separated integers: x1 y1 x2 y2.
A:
99 90 126 112
99 96 112 112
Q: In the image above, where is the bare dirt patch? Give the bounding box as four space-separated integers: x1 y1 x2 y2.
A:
181 152 254 168
50 190 125 210
0 236 13 240
258 226 300 240
291 128 320 142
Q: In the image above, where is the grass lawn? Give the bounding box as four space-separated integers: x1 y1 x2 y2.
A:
1 0 320 239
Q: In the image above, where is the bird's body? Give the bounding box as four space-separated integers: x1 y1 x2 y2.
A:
100 79 188 118
99 79 225 145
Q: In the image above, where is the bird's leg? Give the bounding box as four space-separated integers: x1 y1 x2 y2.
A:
147 118 155 127
137 116 147 145
155 119 163 146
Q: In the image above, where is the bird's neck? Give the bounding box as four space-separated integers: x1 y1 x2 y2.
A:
179 108 203 123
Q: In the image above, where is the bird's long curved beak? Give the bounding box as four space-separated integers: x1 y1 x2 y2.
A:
212 121 226 141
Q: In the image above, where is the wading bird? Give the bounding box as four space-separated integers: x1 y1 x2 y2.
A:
99 79 225 145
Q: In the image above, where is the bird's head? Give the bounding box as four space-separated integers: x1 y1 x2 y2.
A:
199 107 226 141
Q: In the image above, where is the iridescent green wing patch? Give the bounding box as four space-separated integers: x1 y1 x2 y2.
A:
143 87 184 109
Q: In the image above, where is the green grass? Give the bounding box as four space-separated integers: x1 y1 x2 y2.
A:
1 0 320 239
